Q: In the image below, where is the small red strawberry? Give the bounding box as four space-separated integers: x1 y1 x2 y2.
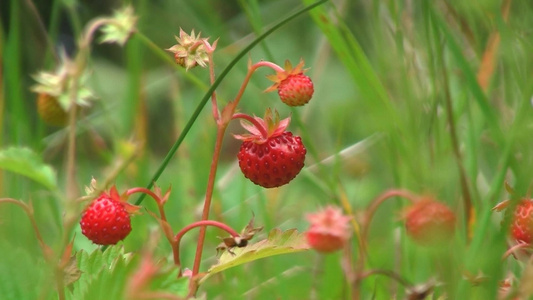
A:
234 109 306 188
305 206 352 253
403 198 456 246
265 59 314 106
494 198 533 244
80 186 139 245
37 93 69 126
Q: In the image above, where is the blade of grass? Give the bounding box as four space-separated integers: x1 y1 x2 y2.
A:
457 90 532 298
302 0 393 118
476 0 512 91
5 0 29 145
237 0 275 60
134 0 329 205
428 6 504 145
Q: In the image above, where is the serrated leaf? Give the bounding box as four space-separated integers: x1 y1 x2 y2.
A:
0 147 57 190
201 228 309 283
69 246 134 300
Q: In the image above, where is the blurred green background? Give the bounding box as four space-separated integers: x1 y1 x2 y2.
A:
1 0 533 299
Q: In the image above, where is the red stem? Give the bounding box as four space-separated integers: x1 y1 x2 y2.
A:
190 60 283 279
353 189 418 300
361 189 418 244
223 61 283 116
206 48 219 121
126 187 160 202
502 242 531 260
174 220 239 271
126 187 167 221
191 126 227 276
252 60 284 72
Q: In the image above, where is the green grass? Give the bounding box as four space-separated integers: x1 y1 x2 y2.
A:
1 0 533 299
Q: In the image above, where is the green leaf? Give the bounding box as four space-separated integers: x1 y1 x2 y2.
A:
150 269 189 298
68 246 135 300
201 228 309 284
0 147 57 190
0 241 47 299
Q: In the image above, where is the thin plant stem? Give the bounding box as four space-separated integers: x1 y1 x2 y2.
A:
65 94 79 201
207 48 219 120
126 187 167 220
502 243 531 260
174 220 239 271
356 269 413 289
125 187 178 262
24 0 59 62
361 189 417 244
0 198 64 298
65 17 112 201
222 61 283 117
191 60 283 278
0 198 52 257
191 125 227 276
55 268 66 300
437 41 473 242
354 189 417 299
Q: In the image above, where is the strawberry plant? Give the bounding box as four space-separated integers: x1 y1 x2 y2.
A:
2 0 533 299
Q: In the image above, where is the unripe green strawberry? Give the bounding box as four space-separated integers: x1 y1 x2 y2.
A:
37 93 68 126
80 187 138 245
305 206 352 253
235 109 306 188
403 199 456 246
265 59 314 106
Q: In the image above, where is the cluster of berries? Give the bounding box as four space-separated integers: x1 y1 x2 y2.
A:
79 29 315 245
235 59 314 188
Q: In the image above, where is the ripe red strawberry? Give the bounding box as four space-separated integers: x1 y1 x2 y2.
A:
80 187 138 245
403 198 456 246
509 200 533 244
305 206 352 253
235 109 306 188
37 93 69 126
494 199 533 244
265 59 314 106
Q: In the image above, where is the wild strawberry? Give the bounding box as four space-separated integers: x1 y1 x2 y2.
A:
234 109 306 188
403 198 456 246
494 198 533 244
305 206 352 253
37 93 69 126
80 187 139 245
265 59 314 106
